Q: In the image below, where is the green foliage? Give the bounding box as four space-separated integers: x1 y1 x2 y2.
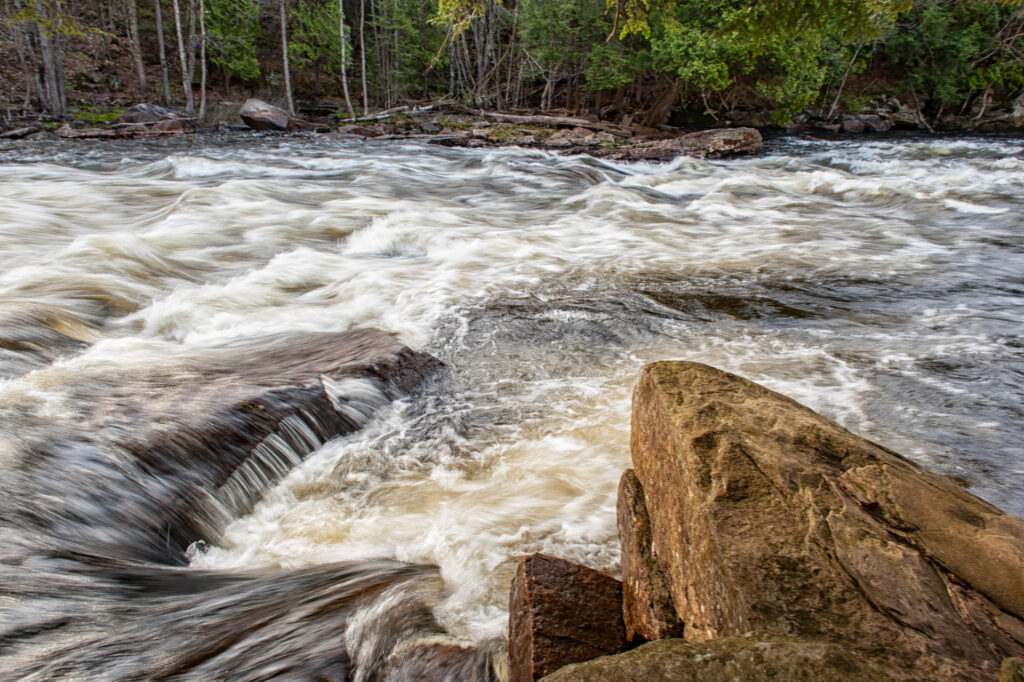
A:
10 1 92 38
289 0 345 77
584 42 644 90
645 0 873 121
371 0 449 99
520 0 646 93
206 0 261 81
884 0 1024 104
520 0 607 70
73 105 124 124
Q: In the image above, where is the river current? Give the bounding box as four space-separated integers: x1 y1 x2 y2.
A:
0 133 1022 678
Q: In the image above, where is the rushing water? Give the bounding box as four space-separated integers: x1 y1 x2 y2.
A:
0 132 1022 678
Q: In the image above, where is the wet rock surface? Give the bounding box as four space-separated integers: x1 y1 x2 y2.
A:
617 469 684 642
603 127 763 161
0 328 443 563
239 97 291 131
628 361 1024 680
509 553 627 681
540 636 887 681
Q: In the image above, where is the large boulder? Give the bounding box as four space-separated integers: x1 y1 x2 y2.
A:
628 361 1024 680
115 103 171 125
541 635 887 681
509 554 627 681
239 98 292 131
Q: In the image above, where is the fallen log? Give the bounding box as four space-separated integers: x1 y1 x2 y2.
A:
473 110 640 138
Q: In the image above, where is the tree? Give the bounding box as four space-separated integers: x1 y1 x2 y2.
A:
360 0 368 112
339 0 355 116
198 0 207 119
11 0 76 116
172 0 194 114
205 0 260 85
279 0 294 114
884 0 1024 112
125 0 147 95
154 0 172 105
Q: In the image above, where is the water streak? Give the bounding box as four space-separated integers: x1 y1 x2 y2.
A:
0 132 1021 675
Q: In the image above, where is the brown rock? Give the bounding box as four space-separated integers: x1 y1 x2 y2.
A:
509 553 627 681
349 126 383 137
151 118 185 133
287 118 325 132
239 98 291 131
617 469 684 642
630 361 1024 680
540 635 889 681
604 127 762 161
56 124 119 139
859 114 891 132
841 116 866 133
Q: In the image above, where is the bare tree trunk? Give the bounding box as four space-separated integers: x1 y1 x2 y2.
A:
7 0 33 109
371 0 380 105
338 0 355 117
125 0 147 96
359 0 368 114
29 0 65 117
172 0 194 115
186 0 196 85
279 0 294 115
154 0 171 105
642 76 681 127
198 0 206 120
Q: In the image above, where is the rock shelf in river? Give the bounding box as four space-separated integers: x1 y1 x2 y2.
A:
510 361 1024 681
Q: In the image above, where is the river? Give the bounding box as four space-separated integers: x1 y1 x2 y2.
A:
0 133 1021 679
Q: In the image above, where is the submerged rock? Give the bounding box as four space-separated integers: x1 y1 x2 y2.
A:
0 328 442 564
541 636 886 681
509 553 627 681
627 361 1024 680
0 302 99 378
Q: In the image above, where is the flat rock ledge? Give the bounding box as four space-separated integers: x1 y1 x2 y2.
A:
509 361 1024 681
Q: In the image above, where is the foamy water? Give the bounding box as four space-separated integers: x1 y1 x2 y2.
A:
1 133 1022 666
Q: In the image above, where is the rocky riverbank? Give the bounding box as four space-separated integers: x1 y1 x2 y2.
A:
0 98 766 161
508 361 1024 681
5 94 1024 162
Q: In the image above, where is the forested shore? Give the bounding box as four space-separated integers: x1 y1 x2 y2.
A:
1 0 1023 132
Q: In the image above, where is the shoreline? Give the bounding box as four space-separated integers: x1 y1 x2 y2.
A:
4 99 1024 162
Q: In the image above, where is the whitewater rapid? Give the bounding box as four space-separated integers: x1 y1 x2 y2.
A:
0 133 1021 651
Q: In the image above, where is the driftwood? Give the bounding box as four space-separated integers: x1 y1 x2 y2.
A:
336 101 448 124
474 110 641 137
